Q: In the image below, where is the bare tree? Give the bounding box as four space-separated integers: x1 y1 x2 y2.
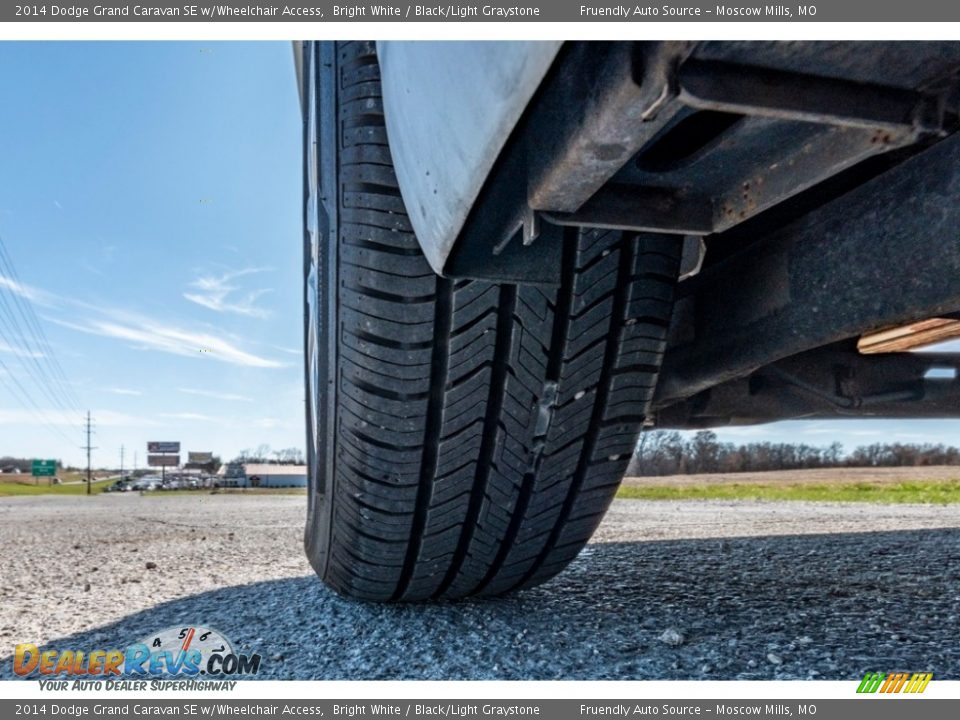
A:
275 447 305 464
629 431 960 476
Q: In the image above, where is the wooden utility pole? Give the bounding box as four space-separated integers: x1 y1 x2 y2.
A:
82 411 96 495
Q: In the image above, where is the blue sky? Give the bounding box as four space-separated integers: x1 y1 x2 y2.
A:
0 42 303 468
0 41 957 470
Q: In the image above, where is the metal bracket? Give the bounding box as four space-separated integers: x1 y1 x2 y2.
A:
655 130 960 408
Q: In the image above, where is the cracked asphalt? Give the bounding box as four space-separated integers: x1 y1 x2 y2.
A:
1 493 957 680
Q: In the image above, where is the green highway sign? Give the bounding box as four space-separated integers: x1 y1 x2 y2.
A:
31 459 57 477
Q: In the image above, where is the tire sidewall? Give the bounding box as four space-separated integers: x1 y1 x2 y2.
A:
304 41 339 581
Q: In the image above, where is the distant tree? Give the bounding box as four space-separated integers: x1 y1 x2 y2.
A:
274 447 305 464
628 431 960 476
232 446 273 463
0 456 32 473
824 442 844 465
689 431 720 474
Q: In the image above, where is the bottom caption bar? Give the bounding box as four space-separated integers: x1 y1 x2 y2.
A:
3 700 959 720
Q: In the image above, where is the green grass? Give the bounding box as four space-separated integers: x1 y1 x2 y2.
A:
0 478 115 496
0 481 308 498
145 488 308 497
8 475 957 503
616 479 960 504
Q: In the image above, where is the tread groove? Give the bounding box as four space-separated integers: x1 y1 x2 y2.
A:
511 236 636 591
471 231 578 595
391 276 452 601
433 284 517 598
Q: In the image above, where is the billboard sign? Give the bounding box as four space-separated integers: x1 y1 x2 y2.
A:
147 455 180 467
147 441 180 454
31 460 57 477
187 452 214 464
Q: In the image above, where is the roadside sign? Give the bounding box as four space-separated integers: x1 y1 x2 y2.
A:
31 459 57 477
147 454 180 467
147 441 180 453
188 452 213 464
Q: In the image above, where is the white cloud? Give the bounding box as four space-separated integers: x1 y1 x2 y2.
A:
183 267 273 318
0 275 54 306
0 339 44 359
178 387 252 402
710 426 774 438
160 412 217 422
252 418 295 430
105 387 142 396
0 408 158 427
788 423 839 436
48 314 286 369
81 262 105 278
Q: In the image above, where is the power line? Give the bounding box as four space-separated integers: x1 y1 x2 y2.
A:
0 234 82 406
0 233 85 446
0 288 78 416
0 354 78 447
0 300 83 420
0 233 85 414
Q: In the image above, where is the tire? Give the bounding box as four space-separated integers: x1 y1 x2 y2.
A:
305 41 683 602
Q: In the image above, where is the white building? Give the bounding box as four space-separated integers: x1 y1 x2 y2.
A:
217 463 307 488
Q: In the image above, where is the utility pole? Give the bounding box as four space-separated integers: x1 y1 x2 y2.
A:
82 411 97 496
120 445 125 481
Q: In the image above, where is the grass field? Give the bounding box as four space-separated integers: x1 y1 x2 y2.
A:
0 481 307 498
145 487 308 497
618 466 960 504
6 467 959 503
0 477 115 496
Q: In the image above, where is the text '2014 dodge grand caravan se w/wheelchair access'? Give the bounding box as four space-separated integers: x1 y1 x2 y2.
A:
297 41 960 601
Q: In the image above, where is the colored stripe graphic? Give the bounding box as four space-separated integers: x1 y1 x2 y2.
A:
857 672 885 693
904 673 933 694
858 671 932 694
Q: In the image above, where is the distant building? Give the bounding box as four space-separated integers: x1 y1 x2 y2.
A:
216 463 307 488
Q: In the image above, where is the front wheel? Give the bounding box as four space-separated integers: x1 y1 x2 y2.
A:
304 41 682 602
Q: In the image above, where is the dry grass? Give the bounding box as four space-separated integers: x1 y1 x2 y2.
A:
623 465 960 487
618 465 960 504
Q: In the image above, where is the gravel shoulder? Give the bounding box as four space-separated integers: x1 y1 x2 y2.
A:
1 493 957 680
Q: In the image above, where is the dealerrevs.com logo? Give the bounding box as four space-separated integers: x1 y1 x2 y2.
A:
13 625 262 688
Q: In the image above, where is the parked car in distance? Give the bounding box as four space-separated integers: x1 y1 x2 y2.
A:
132 477 161 491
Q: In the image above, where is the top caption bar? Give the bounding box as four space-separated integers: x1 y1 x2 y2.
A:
7 1 960 22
